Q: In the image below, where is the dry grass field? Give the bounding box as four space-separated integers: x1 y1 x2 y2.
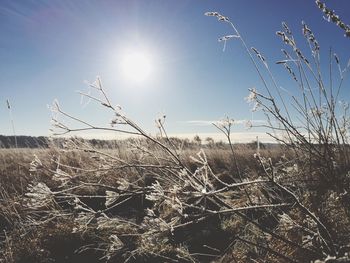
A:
0 140 349 263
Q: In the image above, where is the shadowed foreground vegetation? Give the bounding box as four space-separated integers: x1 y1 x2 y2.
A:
0 139 349 263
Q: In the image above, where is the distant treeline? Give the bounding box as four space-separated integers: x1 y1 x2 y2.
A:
0 135 49 148
0 135 274 149
0 135 126 149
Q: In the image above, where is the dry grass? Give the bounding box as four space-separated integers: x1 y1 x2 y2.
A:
0 142 349 263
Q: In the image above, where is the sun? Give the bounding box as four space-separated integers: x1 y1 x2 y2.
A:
120 50 153 83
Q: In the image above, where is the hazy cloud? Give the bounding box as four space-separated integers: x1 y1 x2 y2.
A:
184 119 266 126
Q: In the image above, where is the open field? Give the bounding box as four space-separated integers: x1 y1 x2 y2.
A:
0 140 349 263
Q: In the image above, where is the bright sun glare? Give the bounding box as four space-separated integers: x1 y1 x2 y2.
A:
120 50 153 83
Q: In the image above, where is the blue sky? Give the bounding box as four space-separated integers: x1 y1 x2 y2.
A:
1 0 350 141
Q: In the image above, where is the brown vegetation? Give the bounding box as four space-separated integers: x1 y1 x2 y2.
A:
0 140 349 262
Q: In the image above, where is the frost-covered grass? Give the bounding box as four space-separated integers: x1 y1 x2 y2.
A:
0 140 349 263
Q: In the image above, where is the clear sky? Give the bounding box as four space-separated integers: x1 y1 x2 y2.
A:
1 0 350 141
